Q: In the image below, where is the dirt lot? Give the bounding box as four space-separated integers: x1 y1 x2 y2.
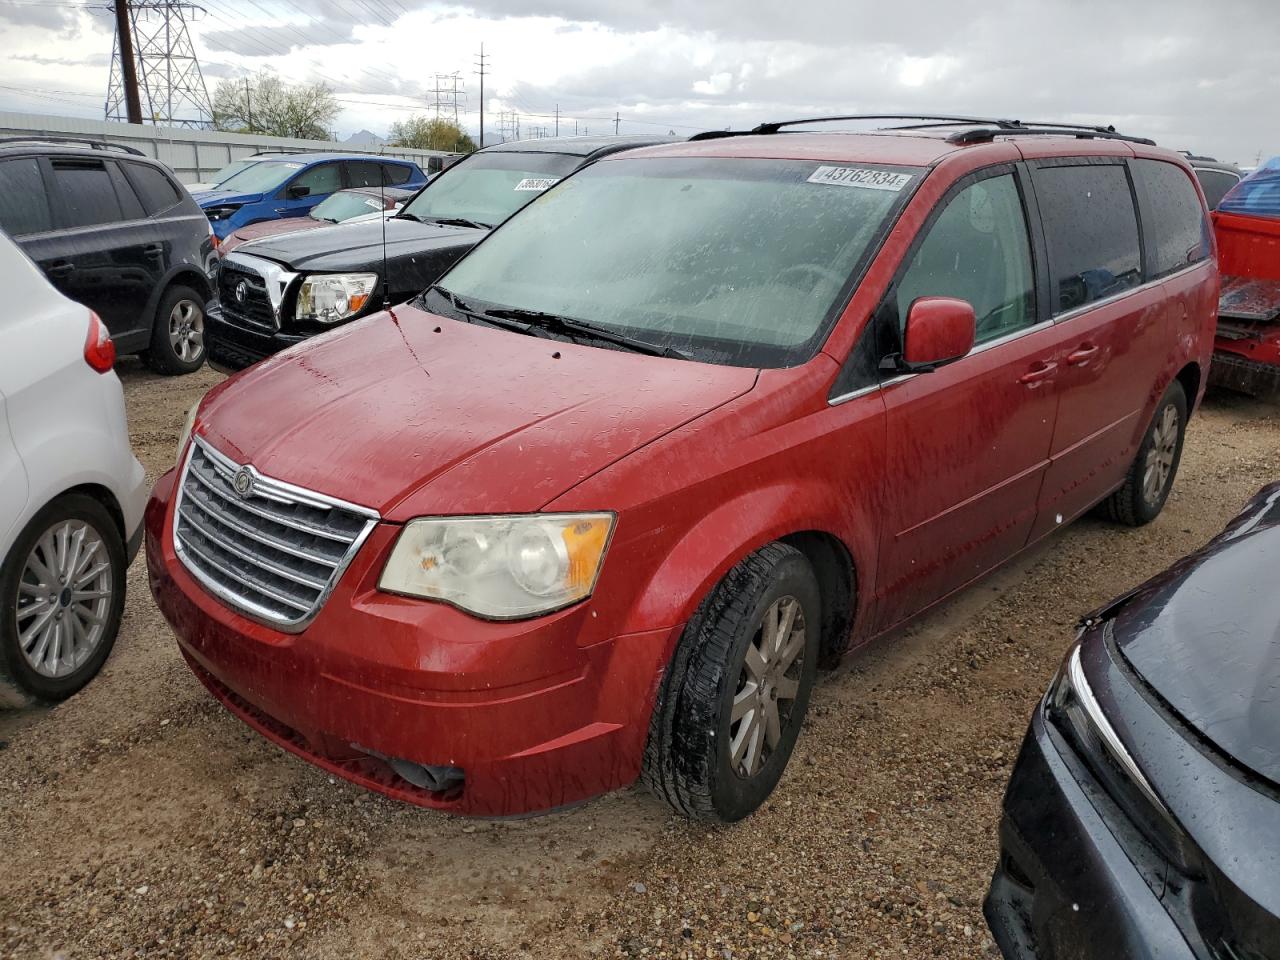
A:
2 361 1278 960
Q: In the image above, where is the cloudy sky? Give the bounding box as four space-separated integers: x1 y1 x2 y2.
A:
0 0 1276 164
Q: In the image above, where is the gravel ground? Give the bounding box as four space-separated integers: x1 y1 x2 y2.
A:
2 360 1278 960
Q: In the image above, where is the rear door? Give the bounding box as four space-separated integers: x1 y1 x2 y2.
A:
871 165 1061 630
276 160 343 219
1024 158 1170 539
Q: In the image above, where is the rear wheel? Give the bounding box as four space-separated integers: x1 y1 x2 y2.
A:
0 495 126 703
643 543 820 822
1103 380 1188 526
144 285 206 375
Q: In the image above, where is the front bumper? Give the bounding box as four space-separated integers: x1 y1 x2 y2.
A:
144 470 677 817
205 300 306 373
984 709 1193 960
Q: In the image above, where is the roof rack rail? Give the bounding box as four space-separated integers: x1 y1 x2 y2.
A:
0 135 145 156
750 114 1021 135
690 114 1154 146
945 125 1155 146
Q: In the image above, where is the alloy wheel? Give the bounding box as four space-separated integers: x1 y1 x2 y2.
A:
1142 403 1180 505
169 299 205 363
14 519 114 679
728 596 807 778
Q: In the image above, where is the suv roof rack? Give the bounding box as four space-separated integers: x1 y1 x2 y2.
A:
690 114 1155 146
0 136 146 156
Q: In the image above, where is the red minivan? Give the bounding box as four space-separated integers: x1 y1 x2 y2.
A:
146 117 1218 821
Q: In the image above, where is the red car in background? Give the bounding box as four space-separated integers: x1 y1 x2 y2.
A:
218 185 420 254
1209 157 1280 401
146 116 1217 821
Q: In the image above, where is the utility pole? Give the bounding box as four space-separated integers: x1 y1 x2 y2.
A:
614 111 620 135
112 0 143 124
554 103 559 137
474 43 488 148
244 76 253 133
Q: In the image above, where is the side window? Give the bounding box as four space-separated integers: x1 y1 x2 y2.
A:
895 173 1036 346
346 160 384 187
125 161 182 215
1194 169 1240 211
50 159 124 228
0 158 53 236
1034 164 1141 314
107 161 145 220
290 162 342 196
383 162 412 185
1134 159 1210 278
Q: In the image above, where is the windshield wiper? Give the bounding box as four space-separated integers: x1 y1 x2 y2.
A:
481 307 690 360
429 216 493 230
425 286 533 334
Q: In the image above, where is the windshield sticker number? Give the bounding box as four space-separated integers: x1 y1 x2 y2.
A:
807 167 913 191
514 177 560 192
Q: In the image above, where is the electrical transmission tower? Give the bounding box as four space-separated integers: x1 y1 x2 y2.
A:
497 110 520 142
430 72 466 125
106 1 213 128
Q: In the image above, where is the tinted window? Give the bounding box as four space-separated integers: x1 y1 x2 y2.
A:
51 159 124 228
107 162 145 220
383 162 412 184
346 160 384 188
1135 159 1210 278
291 162 341 195
896 173 1036 346
1035 164 1141 313
0 158 52 235
1194 169 1240 211
126 161 182 215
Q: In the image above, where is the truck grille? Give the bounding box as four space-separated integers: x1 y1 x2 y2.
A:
218 261 279 332
173 439 378 630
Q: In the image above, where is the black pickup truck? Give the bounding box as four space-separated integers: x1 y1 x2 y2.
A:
206 135 673 372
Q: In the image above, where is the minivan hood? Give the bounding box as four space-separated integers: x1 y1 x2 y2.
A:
238 216 484 272
1113 484 1280 786
196 300 757 519
194 189 265 206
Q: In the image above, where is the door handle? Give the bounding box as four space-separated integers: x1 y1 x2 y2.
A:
46 261 74 278
142 243 164 257
1018 360 1058 385
1066 343 1099 365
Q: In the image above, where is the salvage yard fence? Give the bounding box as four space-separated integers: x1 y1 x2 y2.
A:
0 111 458 185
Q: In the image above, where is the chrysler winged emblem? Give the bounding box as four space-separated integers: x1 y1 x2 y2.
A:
233 467 255 498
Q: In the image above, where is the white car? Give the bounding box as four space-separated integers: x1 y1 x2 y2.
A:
0 230 147 702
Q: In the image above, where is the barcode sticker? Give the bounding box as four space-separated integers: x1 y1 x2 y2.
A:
514 177 560 192
807 166 913 191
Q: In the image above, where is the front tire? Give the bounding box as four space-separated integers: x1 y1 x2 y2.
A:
1103 380 1188 526
0 495 127 703
643 543 820 822
144 284 206 375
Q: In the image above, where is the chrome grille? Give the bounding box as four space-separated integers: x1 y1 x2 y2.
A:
173 438 378 630
218 261 277 332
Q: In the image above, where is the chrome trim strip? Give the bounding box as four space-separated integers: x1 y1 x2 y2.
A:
221 252 299 323
175 529 314 613
180 491 343 566
177 505 329 590
172 437 380 633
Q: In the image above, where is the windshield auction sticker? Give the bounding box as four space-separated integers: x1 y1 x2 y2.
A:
807 166 913 191
514 177 561 191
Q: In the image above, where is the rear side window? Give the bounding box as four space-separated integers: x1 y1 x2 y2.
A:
346 160 384 188
107 162 145 220
1034 164 1142 314
126 161 182 215
384 162 413 185
896 173 1036 345
1133 159 1210 278
50 159 124 228
1194 169 1240 211
0 158 53 236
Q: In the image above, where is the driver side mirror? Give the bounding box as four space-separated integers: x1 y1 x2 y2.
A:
897 297 976 372
287 184 311 200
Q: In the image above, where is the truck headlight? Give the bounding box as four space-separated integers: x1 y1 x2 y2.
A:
204 204 242 222
379 514 614 619
295 273 377 324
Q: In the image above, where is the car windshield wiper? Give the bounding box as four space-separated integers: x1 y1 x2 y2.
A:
481 307 690 360
429 216 493 230
394 211 425 223
425 286 533 335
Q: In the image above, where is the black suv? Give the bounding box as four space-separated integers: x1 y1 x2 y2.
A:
206 135 673 371
0 137 215 374
1182 152 1244 210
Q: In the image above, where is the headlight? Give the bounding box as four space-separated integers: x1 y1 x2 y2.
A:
176 402 199 466
295 273 378 324
204 204 242 221
379 513 614 619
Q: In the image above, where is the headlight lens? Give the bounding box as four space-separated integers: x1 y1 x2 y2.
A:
379 513 614 619
204 204 242 221
295 273 378 324
176 402 199 466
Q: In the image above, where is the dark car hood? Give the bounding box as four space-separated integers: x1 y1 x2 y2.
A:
1112 484 1280 785
196 299 757 520
238 216 486 272
193 189 265 207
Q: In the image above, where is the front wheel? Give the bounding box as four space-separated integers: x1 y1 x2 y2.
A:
144 285 206 375
1103 380 1188 526
643 543 820 822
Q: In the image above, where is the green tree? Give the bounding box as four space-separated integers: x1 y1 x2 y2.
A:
212 72 339 140
388 115 476 153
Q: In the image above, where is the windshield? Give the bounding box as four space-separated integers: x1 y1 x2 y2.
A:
214 160 305 195
435 157 922 367
399 151 580 227
207 158 261 185
1219 156 1280 219
310 191 386 222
